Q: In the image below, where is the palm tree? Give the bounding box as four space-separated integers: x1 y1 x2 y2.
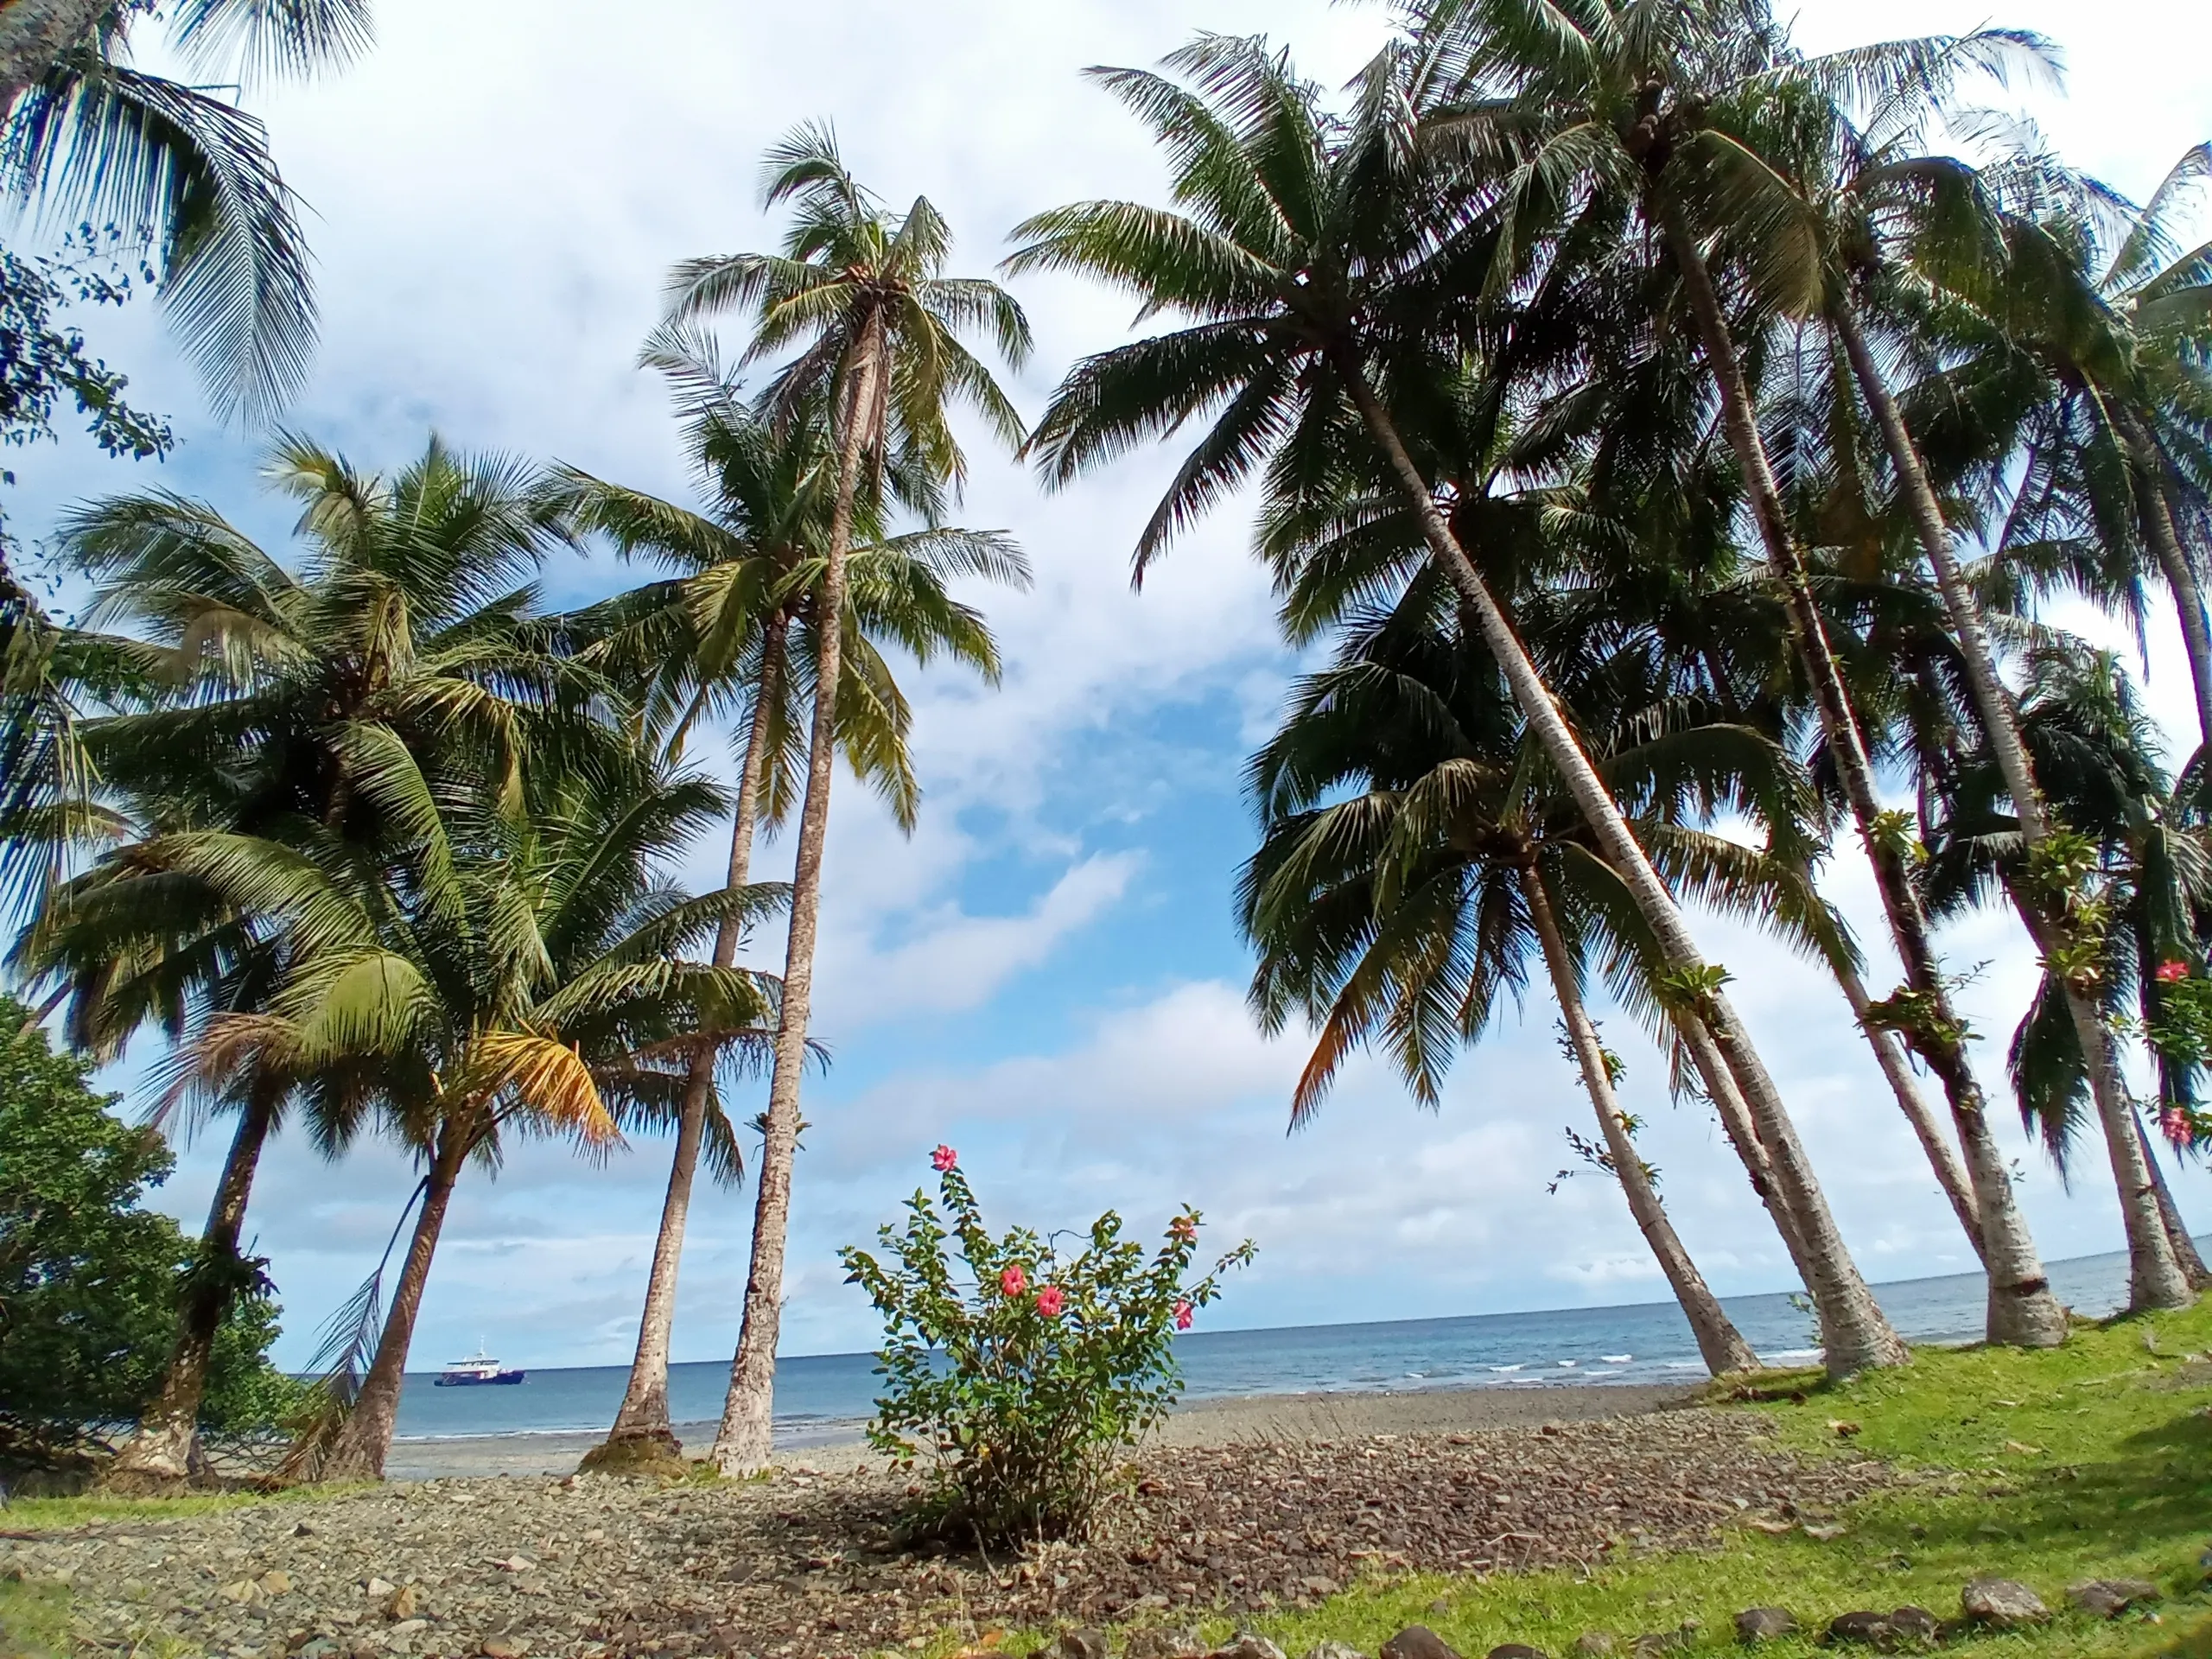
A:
1929 642 2212 1286
166 741 785 1482
1241 580 1790 1373
1746 43 2183 1323
549 342 1027 1467
10 435 591 1483
0 0 373 429
1012 34 1906 1375
1406 0 2083 1332
660 125 1032 1470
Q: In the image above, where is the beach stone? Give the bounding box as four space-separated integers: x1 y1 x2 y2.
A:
1209 1635 1287 1659
1133 1632 1206 1659
1052 1630 1111 1659
257 1571 293 1597
1961 1578 2048 1628
1301 1575 1342 1598
383 1586 419 1621
1569 1639 1617 1657
364 1580 396 1601
1885 1606 1939 1646
1825 1611 1891 1644
2067 1579 2161 1619
479 1641 527 1658
1732 1608 1796 1643
1300 1644 1369 1659
1382 1630 1461 1659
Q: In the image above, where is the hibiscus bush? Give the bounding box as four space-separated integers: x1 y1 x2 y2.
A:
840 1147 1253 1544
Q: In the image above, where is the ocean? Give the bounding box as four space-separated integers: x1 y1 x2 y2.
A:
390 1241 2190 1449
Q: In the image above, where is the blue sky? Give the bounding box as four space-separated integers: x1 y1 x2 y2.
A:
11 0 2212 1373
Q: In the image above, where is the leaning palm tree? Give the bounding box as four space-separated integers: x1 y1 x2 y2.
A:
549 340 1027 1468
661 125 1032 1470
9 435 591 1483
1240 580 1812 1373
1930 643 2212 1287
1406 0 2094 1325
1011 34 1906 1375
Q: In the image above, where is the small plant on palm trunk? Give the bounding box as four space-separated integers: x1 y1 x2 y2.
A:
840 1147 1252 1545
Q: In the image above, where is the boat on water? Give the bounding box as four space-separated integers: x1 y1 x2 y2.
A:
434 1346 525 1387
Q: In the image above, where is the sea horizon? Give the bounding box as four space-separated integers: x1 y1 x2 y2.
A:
386 1236 2202 1446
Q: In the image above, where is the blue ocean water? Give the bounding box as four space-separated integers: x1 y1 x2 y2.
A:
389 1242 2189 1446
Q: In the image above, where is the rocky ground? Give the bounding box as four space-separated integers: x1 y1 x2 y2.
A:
3 1409 1893 1659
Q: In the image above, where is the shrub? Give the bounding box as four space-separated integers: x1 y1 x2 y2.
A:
0 1001 302 1472
840 1146 1253 1544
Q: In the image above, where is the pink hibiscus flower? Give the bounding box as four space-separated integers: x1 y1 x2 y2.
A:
931 1144 958 1172
1035 1286 1066 1319
1174 1300 1194 1332
1000 1264 1027 1298
2157 960 2191 984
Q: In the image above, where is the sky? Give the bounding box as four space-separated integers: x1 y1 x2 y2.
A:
10 0 2212 1374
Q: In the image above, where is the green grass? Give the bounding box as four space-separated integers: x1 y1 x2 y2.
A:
0 1479 359 1532
1194 1300 2212 1659
0 1577 72 1659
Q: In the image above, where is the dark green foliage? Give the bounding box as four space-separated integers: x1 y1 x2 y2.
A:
0 995 297 1466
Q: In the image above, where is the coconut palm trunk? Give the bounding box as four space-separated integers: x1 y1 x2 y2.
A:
1999 877 2190 1308
1672 1003 1816 1281
104 1091 276 1487
711 334 881 1474
1831 294 2179 1321
0 0 103 114
1335 358 1908 1375
589 621 788 1468
1650 201 2057 1344
2126 418 2212 749
2135 1114 2210 1290
1831 947 1984 1257
1521 866 1759 1374
321 1116 472 1481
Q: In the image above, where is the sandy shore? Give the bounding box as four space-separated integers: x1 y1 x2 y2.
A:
384 1381 1696 1479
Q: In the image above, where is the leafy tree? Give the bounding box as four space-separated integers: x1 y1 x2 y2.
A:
664 125 1031 1470
0 993 297 1472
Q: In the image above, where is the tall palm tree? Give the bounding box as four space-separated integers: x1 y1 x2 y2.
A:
1762 56 2193 1320
1013 35 1906 1375
661 125 1032 1470
9 435 592 1482
1408 0 2084 1331
549 343 1027 1467
1863 157 2209 1306
1241 581 1802 1373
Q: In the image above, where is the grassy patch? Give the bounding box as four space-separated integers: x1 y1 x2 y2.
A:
0 1576 73 1659
1185 1300 2212 1658
0 1480 359 1534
